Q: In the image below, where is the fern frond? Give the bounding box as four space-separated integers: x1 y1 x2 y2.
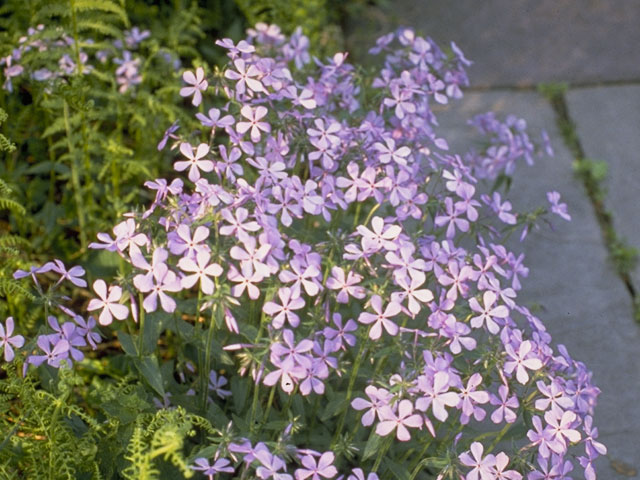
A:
72 0 128 26
0 234 30 250
0 197 26 216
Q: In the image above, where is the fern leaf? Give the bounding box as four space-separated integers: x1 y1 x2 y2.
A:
72 0 128 26
0 197 26 215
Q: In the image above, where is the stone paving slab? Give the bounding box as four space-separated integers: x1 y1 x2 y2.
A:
566 85 640 287
434 91 640 474
345 0 640 87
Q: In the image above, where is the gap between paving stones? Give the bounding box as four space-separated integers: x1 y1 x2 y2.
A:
465 83 640 320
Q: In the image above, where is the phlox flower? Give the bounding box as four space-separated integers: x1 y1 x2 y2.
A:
196 107 235 131
458 442 495 480
351 385 392 426
208 370 231 399
191 457 234 479
469 291 509 334
219 207 261 242
458 373 489 424
544 409 581 454
27 335 70 369
177 250 223 295
263 286 305 329
434 197 469 238
278 258 321 298
254 448 293 480
391 272 434 316
357 216 401 252
295 452 337 480
323 313 357 350
87 279 129 325
46 259 87 287
228 263 264 300
489 385 519 424
547 191 571 221
373 137 411 166
491 452 521 480
415 371 460 422
503 340 543 384
180 66 208 106
1 317 24 362
236 105 270 142
357 295 401 340
325 266 365 303
347 469 379 480
224 58 265 95
375 399 423 441
133 262 182 313
175 142 214 182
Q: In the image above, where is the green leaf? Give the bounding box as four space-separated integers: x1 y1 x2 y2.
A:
362 430 383 462
321 392 347 421
231 375 248 413
385 458 411 480
118 331 138 356
142 313 163 355
25 161 70 175
133 356 165 397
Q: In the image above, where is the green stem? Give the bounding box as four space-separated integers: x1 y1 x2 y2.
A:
371 436 392 473
407 440 433 480
332 331 369 446
137 293 145 357
62 99 87 250
261 387 276 424
201 305 218 412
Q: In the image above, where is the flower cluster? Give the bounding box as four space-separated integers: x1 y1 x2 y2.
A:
1 24 175 93
8 23 602 480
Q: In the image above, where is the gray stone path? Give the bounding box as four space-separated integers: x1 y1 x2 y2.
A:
346 0 640 87
346 0 640 475
567 86 640 287
436 91 640 478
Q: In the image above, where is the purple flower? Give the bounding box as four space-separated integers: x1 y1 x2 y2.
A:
375 399 423 441
133 262 182 313
46 259 87 287
1 317 25 362
351 385 392 427
236 105 270 142
325 266 365 303
175 142 214 182
180 67 208 106
208 371 231 398
295 451 337 480
547 191 571 221
27 335 70 369
177 250 223 295
504 340 543 384
489 385 519 424
469 291 509 334
87 279 129 325
263 287 305 329
458 442 495 480
357 295 401 340
224 58 265 95
191 457 234 478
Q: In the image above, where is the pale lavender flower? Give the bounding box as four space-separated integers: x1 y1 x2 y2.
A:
547 191 571 221
375 399 423 441
175 142 214 182
177 251 223 295
87 279 129 325
295 452 337 480
180 67 208 106
1 317 24 362
458 442 496 480
236 105 271 142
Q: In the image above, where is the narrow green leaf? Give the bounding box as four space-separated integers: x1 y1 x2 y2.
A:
118 332 137 356
362 431 383 462
133 356 165 397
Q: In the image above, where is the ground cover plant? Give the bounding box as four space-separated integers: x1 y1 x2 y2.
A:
1 17 606 480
